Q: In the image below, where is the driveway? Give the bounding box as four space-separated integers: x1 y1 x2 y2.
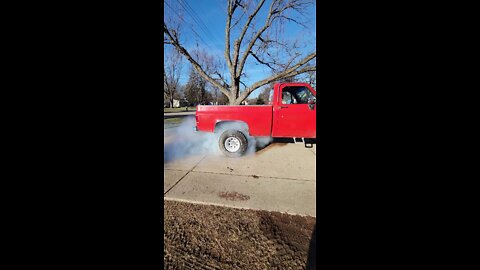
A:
164 122 317 217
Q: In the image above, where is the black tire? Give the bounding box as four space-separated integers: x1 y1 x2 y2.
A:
218 129 248 157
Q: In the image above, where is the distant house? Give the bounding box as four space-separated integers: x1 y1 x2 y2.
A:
164 98 189 108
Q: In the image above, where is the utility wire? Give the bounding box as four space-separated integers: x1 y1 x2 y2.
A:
164 0 215 53
179 0 223 46
176 0 215 41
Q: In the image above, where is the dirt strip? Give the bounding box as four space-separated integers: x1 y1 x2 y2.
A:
164 200 316 270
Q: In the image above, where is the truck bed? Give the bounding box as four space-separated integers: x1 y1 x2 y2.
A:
196 105 273 137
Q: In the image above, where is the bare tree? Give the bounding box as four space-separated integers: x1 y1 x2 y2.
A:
164 48 183 108
257 85 273 104
184 67 206 105
183 47 221 105
164 0 316 105
306 70 316 89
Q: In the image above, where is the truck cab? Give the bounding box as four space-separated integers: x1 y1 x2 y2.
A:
270 83 316 138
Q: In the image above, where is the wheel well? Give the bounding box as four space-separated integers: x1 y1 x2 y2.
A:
214 121 249 135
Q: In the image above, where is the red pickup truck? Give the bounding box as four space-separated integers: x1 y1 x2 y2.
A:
194 82 316 157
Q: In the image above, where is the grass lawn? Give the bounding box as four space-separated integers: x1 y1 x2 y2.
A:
164 117 183 129
164 107 196 113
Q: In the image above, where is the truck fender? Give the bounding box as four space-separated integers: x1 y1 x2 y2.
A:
214 121 249 136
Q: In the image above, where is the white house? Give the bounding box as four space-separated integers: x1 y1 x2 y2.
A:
164 98 189 108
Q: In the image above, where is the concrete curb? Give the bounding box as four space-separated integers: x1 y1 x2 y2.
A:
164 197 316 218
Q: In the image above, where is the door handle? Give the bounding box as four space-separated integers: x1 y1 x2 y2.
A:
280 106 288 109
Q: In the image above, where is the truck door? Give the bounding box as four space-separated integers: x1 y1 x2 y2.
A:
272 84 316 138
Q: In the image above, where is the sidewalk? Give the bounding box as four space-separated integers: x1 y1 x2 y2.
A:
164 131 317 217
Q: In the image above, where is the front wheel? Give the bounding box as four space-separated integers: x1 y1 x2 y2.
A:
218 129 248 157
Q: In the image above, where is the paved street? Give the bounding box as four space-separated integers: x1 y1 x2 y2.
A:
164 125 317 217
163 111 195 118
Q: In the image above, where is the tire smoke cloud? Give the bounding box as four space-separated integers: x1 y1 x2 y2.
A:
164 117 272 163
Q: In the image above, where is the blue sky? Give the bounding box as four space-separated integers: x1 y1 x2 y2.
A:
164 0 316 97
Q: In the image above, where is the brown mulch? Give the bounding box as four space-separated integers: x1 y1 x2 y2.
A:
164 200 316 270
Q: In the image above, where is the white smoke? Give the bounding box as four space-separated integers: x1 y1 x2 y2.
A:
246 135 273 155
164 117 219 163
164 116 272 162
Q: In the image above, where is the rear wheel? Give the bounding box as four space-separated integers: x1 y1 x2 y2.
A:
218 129 248 157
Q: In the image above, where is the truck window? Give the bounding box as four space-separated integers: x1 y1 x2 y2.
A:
282 86 314 104
282 91 295 104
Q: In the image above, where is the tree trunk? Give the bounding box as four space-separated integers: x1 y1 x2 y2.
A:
169 96 174 108
229 78 241 105
229 92 236 105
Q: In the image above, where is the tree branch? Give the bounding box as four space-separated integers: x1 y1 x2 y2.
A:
239 79 248 89
249 50 276 71
236 52 316 102
225 2 233 71
236 0 278 77
163 69 170 94
275 15 308 28
213 71 230 88
233 0 266 68
230 3 248 29
164 22 230 97
237 65 316 102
